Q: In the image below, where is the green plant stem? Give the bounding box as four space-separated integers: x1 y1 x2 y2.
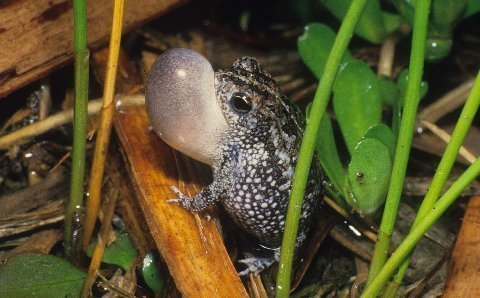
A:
384 70 480 297
65 0 89 256
275 0 369 296
362 156 480 297
366 0 431 286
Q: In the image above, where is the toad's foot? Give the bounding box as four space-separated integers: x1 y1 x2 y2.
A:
237 256 275 276
167 186 195 210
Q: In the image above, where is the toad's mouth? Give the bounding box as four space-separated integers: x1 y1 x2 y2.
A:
145 48 228 166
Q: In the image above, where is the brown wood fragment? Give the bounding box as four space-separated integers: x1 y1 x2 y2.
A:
444 196 480 297
2 229 62 260
0 199 64 239
0 0 187 98
0 169 67 216
91 47 143 94
113 105 248 297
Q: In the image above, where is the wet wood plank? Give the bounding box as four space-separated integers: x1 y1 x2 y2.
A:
0 0 187 98
113 105 248 297
444 195 480 297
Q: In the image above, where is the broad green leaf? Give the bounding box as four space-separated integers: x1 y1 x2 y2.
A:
431 0 468 34
333 61 382 155
362 123 396 159
378 76 401 107
298 23 353 79
382 12 402 35
425 37 453 61
395 0 468 61
142 252 164 295
393 0 415 25
462 0 480 19
396 69 429 100
87 232 136 270
0 253 86 297
313 109 347 198
320 0 387 44
346 138 392 216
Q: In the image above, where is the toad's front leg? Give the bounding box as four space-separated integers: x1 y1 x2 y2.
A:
169 184 223 212
168 158 235 213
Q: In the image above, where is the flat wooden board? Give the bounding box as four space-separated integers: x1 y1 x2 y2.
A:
0 0 186 98
114 105 248 297
444 195 480 297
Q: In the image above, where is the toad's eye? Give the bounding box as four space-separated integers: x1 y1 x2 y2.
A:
230 92 252 114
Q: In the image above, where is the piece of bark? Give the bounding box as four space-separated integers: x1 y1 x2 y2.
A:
0 169 67 216
2 229 62 260
91 47 143 94
0 199 64 239
0 0 187 98
444 196 480 297
113 105 248 297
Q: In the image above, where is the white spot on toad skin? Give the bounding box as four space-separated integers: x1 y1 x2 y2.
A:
279 182 290 191
244 204 251 209
248 210 255 216
261 202 268 208
255 194 262 200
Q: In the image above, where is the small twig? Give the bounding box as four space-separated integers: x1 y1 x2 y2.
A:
377 36 397 78
39 79 52 121
0 94 144 150
420 119 476 164
419 79 474 124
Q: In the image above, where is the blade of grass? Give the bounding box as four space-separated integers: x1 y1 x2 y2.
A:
65 0 89 256
361 156 480 297
82 0 125 249
366 0 431 286
275 0 370 296
384 71 480 296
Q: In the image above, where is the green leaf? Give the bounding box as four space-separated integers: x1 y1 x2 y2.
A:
431 0 468 35
462 0 480 19
333 61 382 155
320 0 387 44
298 23 354 79
393 0 415 25
425 37 453 62
378 76 401 107
362 124 396 159
0 253 86 297
346 138 392 216
142 252 164 295
87 232 136 270
396 69 429 100
382 12 402 35
313 109 347 198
